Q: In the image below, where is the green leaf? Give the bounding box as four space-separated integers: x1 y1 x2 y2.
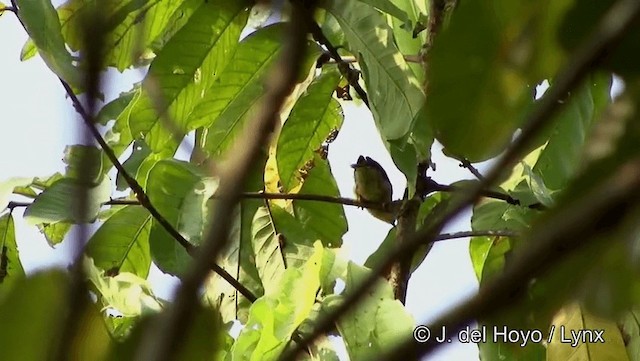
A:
187 23 285 157
336 262 414 360
522 163 555 207
63 145 105 185
425 0 531 162
0 214 25 296
38 221 72 247
324 0 424 140
116 141 152 191
85 257 161 317
252 207 286 291
276 67 344 191
15 0 80 87
0 271 69 361
123 1 249 153
145 159 208 275
58 0 188 71
99 88 139 168
19 39 38 61
469 200 532 281
231 243 323 360
356 0 411 27
293 157 347 248
532 75 612 191
86 206 152 278
24 177 112 225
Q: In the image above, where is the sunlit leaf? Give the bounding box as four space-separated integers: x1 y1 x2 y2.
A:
15 0 80 87
24 177 112 225
123 1 249 153
276 67 343 191
293 157 346 248
86 206 152 278
324 0 424 141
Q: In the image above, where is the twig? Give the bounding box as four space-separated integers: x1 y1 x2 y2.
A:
459 158 485 181
6 192 385 211
133 2 317 360
328 54 422 64
277 0 640 358
432 229 518 243
308 22 370 107
59 81 258 301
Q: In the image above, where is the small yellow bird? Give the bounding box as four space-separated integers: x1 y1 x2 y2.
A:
351 156 399 224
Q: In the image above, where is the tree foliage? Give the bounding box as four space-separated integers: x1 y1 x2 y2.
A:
2 0 640 360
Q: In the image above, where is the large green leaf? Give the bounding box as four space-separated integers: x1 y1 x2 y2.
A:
122 1 249 153
0 214 24 297
15 0 80 87
145 159 209 275
293 157 347 248
187 24 285 158
532 75 612 191
334 262 414 360
425 0 532 162
251 207 286 292
85 257 161 317
63 145 105 185
231 243 323 360
276 67 344 191
56 0 187 71
24 177 112 225
86 206 152 278
99 88 139 168
324 0 424 141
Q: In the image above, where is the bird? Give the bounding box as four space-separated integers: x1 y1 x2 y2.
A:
351 155 399 224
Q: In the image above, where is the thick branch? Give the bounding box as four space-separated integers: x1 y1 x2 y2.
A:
133 2 317 360
277 0 640 358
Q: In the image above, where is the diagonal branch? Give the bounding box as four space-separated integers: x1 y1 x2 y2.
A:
133 2 318 360
308 20 370 107
277 0 640 359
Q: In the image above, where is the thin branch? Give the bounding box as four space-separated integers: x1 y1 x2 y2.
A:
459 158 485 181
278 0 640 358
59 80 258 302
6 192 385 211
309 22 370 107
133 2 317 360
328 54 422 64
432 229 518 243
